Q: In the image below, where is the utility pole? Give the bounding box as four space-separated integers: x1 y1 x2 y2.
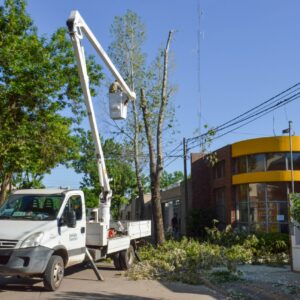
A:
183 138 189 216
289 121 295 272
289 121 295 194
282 121 295 272
283 121 294 193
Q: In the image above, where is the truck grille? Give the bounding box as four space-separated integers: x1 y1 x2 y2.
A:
0 239 18 249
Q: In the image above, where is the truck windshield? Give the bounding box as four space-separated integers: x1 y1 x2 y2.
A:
0 194 64 221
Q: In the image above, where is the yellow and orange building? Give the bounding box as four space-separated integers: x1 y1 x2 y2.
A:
191 136 300 233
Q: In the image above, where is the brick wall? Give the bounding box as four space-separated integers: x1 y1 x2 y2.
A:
191 145 236 226
191 152 212 209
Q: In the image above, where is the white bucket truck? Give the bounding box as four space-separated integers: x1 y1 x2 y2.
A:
0 11 151 291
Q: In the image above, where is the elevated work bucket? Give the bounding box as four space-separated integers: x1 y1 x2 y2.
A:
109 91 128 120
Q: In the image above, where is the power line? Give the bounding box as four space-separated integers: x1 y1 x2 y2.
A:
160 83 300 171
187 82 300 148
216 83 300 132
208 91 300 137
214 89 300 133
164 83 300 168
164 155 183 169
165 141 183 156
187 92 300 152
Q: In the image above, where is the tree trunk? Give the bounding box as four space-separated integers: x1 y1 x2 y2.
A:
0 173 11 205
151 174 165 244
141 88 165 244
156 31 173 175
153 31 173 244
139 31 173 245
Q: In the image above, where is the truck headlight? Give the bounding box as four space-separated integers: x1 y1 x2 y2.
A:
20 232 44 248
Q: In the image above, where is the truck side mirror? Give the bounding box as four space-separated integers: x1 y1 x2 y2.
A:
67 210 77 228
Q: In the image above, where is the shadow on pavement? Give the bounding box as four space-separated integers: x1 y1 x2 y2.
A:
162 280 206 293
0 276 45 292
159 280 222 299
64 263 87 276
64 261 115 276
51 291 154 300
0 262 116 292
0 264 94 292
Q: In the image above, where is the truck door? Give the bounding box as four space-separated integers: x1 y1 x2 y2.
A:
59 193 86 266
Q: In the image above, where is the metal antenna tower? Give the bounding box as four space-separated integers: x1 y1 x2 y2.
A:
197 1 204 149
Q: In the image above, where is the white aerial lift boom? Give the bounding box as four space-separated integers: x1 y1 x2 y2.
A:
67 11 136 238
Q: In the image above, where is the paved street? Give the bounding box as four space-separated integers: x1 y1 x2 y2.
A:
0 263 221 300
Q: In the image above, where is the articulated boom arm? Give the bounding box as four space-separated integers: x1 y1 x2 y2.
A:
67 11 136 225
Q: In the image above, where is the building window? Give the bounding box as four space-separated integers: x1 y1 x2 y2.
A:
235 182 288 233
238 202 248 223
266 153 287 171
236 184 248 202
213 160 225 179
247 154 265 172
249 183 266 227
235 156 247 174
236 185 249 229
267 182 287 201
267 183 288 233
214 187 226 228
288 152 300 170
294 153 300 169
234 152 300 174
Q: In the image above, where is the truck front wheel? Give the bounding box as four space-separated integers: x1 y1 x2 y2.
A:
43 255 64 291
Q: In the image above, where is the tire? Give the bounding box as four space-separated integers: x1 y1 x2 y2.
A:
119 245 135 270
113 252 122 270
43 255 64 291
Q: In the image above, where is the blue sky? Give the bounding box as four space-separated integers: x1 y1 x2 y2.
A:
23 0 300 188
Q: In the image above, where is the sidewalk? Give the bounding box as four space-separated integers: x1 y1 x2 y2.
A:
219 265 300 299
0 263 222 300
1 263 299 299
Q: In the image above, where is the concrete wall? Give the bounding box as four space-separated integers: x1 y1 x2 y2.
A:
160 180 192 235
120 180 192 236
120 193 151 221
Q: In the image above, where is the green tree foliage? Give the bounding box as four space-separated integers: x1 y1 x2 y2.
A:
0 0 103 202
186 208 217 238
160 171 183 189
143 170 184 192
109 11 177 244
127 232 289 284
290 193 300 226
108 11 147 219
109 10 146 89
12 171 45 189
73 130 137 219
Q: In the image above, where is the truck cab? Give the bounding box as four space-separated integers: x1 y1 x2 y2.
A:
0 189 86 290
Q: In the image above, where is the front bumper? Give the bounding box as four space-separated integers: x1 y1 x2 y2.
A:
0 246 53 276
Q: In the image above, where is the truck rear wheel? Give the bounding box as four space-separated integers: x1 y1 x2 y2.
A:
119 245 135 270
113 252 122 270
43 255 64 291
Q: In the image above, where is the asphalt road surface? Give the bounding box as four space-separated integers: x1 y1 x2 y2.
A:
0 263 221 300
